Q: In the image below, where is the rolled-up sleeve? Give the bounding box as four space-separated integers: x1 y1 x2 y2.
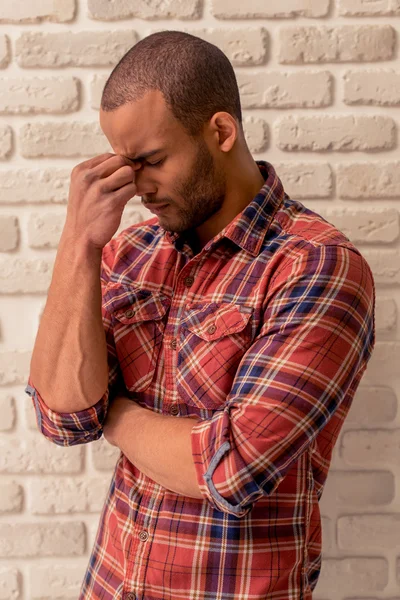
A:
191 244 375 517
24 240 122 447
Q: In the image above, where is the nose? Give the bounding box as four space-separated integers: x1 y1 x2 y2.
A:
132 166 157 196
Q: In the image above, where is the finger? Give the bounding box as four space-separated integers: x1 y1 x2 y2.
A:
110 180 138 203
100 165 138 193
92 154 140 180
75 153 116 172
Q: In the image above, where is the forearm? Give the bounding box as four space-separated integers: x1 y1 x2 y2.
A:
29 229 109 413
114 400 203 499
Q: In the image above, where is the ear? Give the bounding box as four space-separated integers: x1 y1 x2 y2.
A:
209 111 238 153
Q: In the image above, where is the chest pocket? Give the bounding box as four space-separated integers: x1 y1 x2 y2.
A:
177 303 253 410
103 284 170 393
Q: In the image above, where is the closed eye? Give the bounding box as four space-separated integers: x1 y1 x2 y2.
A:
147 158 165 168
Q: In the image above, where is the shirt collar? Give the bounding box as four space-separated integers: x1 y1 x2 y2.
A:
162 160 285 257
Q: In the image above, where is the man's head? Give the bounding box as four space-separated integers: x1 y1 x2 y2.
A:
99 31 260 241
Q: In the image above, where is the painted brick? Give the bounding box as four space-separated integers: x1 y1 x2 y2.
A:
28 213 65 249
0 77 80 114
276 115 395 152
0 395 16 430
0 35 10 68
20 122 111 158
0 1 76 23
275 163 333 199
0 258 52 293
0 350 31 385
376 297 397 333
237 71 333 108
337 162 400 198
212 0 330 18
88 0 201 20
0 567 20 600
320 208 399 243
338 515 400 551
30 565 87 600
0 169 70 204
0 126 12 159
322 471 395 506
339 0 400 16
0 436 83 474
16 30 138 68
0 215 19 251
243 116 268 152
91 437 121 471
347 385 397 424
361 252 400 285
316 558 388 596
279 25 395 64
0 481 23 513
341 429 399 466
344 69 400 106
0 522 85 557
29 477 110 514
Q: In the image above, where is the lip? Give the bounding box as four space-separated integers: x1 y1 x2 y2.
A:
145 203 169 214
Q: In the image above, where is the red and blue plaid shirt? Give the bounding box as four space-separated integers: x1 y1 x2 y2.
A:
26 161 375 600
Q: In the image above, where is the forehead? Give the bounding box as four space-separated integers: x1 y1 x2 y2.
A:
99 89 182 156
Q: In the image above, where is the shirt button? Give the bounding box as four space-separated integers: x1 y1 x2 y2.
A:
184 276 194 287
170 338 177 349
125 309 135 318
170 404 179 416
207 324 216 334
138 530 149 542
124 594 136 600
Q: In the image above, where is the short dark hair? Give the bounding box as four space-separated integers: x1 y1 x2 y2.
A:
100 30 243 139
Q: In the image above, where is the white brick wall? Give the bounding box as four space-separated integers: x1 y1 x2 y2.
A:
0 1 399 598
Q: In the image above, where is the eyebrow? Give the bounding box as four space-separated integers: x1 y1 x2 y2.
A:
123 149 164 162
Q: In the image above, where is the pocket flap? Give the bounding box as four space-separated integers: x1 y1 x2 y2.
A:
103 284 170 324
184 303 253 341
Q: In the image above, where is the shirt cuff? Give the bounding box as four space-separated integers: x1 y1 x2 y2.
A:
191 410 255 518
25 378 108 446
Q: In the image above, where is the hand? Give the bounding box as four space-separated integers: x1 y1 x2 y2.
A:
63 153 141 250
103 393 141 447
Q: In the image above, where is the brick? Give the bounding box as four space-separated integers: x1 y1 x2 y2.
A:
151 27 269 66
0 481 23 513
365 342 400 382
0 567 20 600
0 125 12 159
0 215 18 251
376 297 397 333
237 71 332 109
0 77 80 114
243 116 268 152
0 35 10 68
212 0 330 18
20 122 111 158
341 429 400 465
89 0 201 19
16 30 138 68
347 385 397 424
91 437 121 471
322 471 394 506
320 208 399 244
316 558 388 596
90 74 107 110
0 169 70 204
0 0 76 23
276 115 395 152
28 212 65 249
320 516 333 554
338 515 400 551
30 565 87 600
0 395 16 430
0 436 83 473
117 207 151 236
0 259 52 293
361 252 400 285
275 163 333 199
29 477 110 514
337 162 400 199
0 522 85 557
279 25 395 64
339 0 400 16
344 70 400 106
0 350 31 385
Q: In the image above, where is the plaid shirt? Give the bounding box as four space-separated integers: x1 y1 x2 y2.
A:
25 161 375 600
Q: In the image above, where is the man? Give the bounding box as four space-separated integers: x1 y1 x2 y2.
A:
25 30 375 600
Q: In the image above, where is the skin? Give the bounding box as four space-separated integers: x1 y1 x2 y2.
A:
100 88 267 498
99 89 266 254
